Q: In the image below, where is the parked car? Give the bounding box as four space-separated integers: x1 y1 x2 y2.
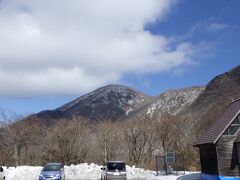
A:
101 161 127 180
39 163 65 180
0 167 5 180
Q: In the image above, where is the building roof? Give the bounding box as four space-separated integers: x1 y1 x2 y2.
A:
195 99 240 146
45 163 64 166
106 161 125 163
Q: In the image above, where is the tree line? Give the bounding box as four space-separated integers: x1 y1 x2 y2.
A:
0 108 200 170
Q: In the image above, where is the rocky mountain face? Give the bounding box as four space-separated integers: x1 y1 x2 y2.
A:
145 87 204 117
130 87 204 119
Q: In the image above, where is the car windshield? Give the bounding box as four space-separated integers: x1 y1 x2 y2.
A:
43 165 61 171
107 163 125 171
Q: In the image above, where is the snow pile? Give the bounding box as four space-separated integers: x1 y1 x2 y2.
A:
2 163 200 180
127 165 156 179
4 166 42 180
64 163 102 179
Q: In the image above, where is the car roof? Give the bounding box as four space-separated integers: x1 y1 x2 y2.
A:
45 163 63 166
106 161 125 163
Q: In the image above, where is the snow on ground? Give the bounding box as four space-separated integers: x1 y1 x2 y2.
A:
2 163 200 180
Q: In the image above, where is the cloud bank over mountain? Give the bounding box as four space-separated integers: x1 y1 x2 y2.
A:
0 0 203 96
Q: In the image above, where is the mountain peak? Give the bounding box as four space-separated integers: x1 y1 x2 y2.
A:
228 65 240 74
37 84 152 121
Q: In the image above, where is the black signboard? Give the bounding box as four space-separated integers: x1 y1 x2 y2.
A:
166 152 175 163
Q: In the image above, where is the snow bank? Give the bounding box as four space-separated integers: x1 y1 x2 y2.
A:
64 163 101 179
2 164 200 180
4 166 42 180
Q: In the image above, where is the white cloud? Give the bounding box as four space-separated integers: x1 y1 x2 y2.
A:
188 19 229 35
206 23 229 32
0 0 202 96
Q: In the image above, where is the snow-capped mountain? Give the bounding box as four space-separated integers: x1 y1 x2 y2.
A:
36 85 153 121
35 84 204 123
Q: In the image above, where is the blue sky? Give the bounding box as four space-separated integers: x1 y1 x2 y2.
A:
0 0 239 114
124 0 240 94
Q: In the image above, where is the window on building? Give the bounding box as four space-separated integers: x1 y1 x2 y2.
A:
223 114 240 135
232 115 240 125
229 126 240 135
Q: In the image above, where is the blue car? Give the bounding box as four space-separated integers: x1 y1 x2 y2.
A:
39 163 65 180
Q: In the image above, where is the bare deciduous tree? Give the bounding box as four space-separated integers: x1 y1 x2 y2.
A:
42 118 91 165
123 115 158 168
90 116 123 164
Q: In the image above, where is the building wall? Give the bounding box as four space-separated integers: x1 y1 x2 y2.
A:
217 136 240 177
199 144 219 175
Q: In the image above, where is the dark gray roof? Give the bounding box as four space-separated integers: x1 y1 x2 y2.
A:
195 99 240 146
45 163 63 166
106 161 125 163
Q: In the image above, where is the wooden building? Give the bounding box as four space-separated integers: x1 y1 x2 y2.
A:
194 99 240 180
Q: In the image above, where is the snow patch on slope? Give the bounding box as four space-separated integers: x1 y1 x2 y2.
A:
146 87 204 117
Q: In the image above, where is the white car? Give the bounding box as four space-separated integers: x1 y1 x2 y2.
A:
0 167 5 180
101 161 127 180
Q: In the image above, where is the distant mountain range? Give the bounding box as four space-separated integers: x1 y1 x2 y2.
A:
30 65 240 136
34 85 204 122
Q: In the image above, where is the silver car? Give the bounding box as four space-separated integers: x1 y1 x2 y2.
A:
39 163 65 180
101 161 127 180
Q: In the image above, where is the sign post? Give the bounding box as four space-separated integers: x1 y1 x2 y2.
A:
165 152 175 175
